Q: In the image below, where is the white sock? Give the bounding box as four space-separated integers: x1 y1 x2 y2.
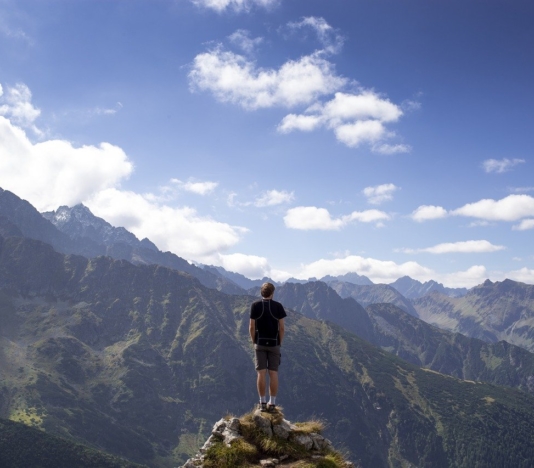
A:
260 396 267 403
269 396 276 405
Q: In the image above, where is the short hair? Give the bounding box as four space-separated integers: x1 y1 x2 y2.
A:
261 282 275 298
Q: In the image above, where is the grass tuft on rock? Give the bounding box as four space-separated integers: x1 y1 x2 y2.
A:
203 408 350 468
293 420 325 434
203 438 257 468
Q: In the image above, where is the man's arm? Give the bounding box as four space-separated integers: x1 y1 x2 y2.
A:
278 318 285 346
249 319 256 344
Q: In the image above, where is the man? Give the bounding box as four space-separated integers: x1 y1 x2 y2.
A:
249 282 286 412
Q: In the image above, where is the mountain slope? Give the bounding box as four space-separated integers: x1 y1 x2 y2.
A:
413 279 534 352
390 275 467 299
0 188 243 295
0 417 145 468
326 280 419 317
277 281 534 395
275 281 375 343
2 235 534 467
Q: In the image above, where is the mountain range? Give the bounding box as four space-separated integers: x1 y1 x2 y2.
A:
0 190 242 296
2 186 534 467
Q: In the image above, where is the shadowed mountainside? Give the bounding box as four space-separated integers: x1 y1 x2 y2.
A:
0 417 145 468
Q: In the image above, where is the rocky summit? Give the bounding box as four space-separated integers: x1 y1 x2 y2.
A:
181 408 355 468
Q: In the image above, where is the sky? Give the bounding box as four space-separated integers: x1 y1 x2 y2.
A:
0 0 533 288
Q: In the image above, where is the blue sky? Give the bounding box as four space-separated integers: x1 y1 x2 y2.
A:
1 0 533 287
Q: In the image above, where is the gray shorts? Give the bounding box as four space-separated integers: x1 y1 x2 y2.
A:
254 345 281 371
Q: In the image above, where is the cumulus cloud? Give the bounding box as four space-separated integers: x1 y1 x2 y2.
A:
293 255 492 288
399 240 505 254
452 194 534 221
191 0 278 12
86 189 247 260
437 265 489 289
296 255 434 284
0 116 133 212
363 183 398 205
507 267 534 284
284 206 389 230
513 219 534 231
216 252 271 279
482 158 525 173
286 16 345 54
411 205 448 222
189 20 409 152
254 189 294 207
0 105 248 263
411 195 534 226
279 91 407 152
189 48 346 110
171 178 219 195
228 29 264 54
0 83 42 135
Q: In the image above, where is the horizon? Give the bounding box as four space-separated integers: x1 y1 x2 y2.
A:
1 0 533 288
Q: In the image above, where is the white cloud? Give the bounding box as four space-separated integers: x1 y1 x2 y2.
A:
334 120 385 147
284 206 389 230
0 83 42 135
293 255 493 288
482 158 525 173
0 105 247 262
216 253 271 279
278 113 322 132
189 48 346 110
279 91 407 152
510 186 534 193
513 219 534 231
228 29 264 54
297 255 434 284
400 240 505 254
191 0 278 12
452 194 534 221
0 116 133 212
363 183 398 205
437 265 489 289
372 143 411 154
323 91 403 123
90 102 123 116
507 267 534 284
411 205 448 222
171 178 219 195
254 189 294 207
86 189 247 260
190 25 409 152
0 15 32 44
286 17 345 54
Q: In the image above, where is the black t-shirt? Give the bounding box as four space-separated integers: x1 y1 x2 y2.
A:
250 299 287 346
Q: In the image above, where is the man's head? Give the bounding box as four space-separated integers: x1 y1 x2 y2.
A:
261 282 275 298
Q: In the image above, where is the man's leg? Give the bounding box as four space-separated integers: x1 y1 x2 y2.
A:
268 370 278 404
257 369 267 401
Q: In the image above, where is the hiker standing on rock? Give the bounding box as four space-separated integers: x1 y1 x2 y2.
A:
249 282 286 413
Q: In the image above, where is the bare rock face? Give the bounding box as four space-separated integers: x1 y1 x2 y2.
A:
180 409 352 468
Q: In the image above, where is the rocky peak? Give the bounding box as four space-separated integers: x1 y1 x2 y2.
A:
42 204 145 249
181 408 356 468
